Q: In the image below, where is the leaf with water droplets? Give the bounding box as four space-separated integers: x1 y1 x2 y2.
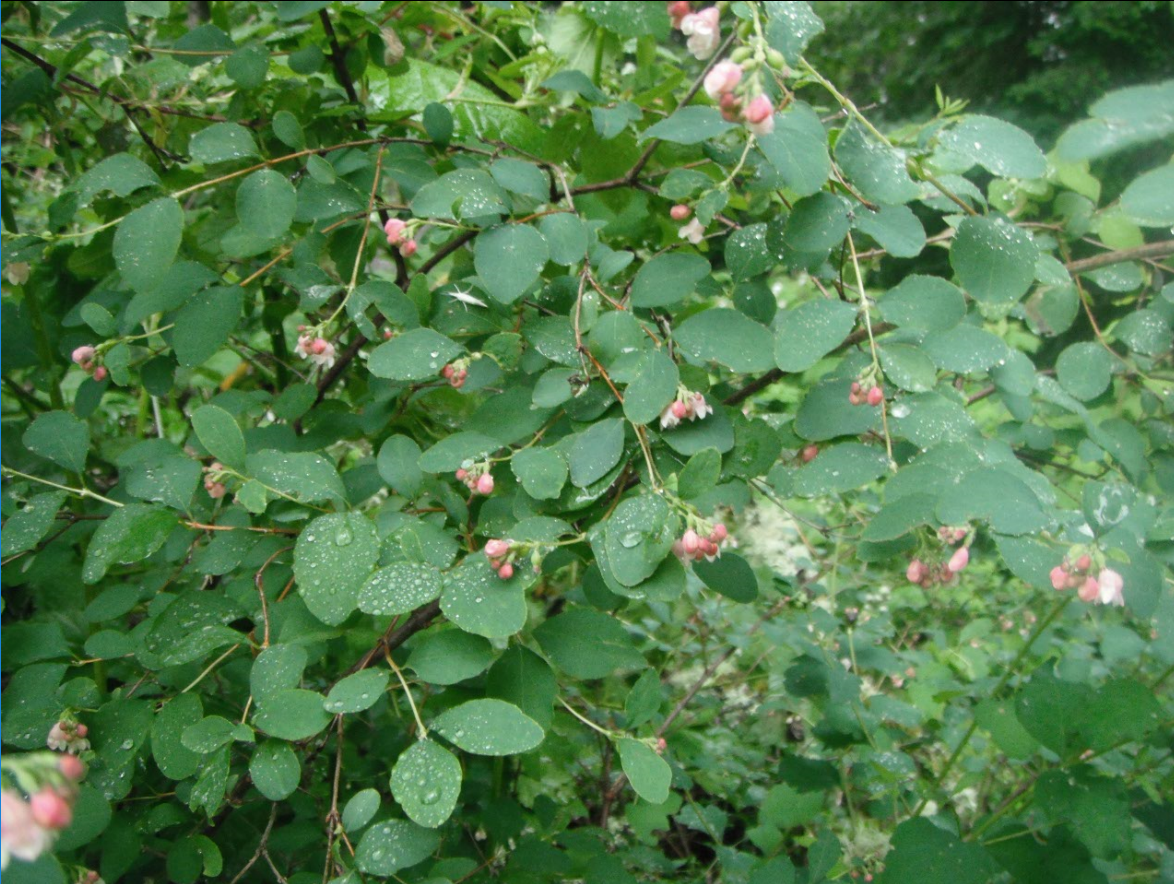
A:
878 275 966 333
774 299 857 373
409 630 495 685
83 504 178 585
1056 342 1113 401
114 197 184 293
23 410 89 474
534 608 644 679
511 447 569 500
253 688 330 741
938 115 1047 179
474 223 549 304
568 418 625 488
675 309 775 374
623 349 679 425
249 740 301 800
377 435 424 496
355 819 440 875
757 102 830 197
792 442 890 497
294 513 379 626
433 698 544 756
358 562 443 616
440 555 528 639
368 328 464 382
246 450 345 504
617 738 672 804
630 252 710 309
486 645 557 729
390 739 462 828
0 490 66 557
950 215 1039 305
342 789 380 833
834 122 919 205
250 644 308 706
1120 165 1174 227
603 494 676 588
325 669 390 714
189 122 260 165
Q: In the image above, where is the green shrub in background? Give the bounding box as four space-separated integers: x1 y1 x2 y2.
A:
1 2 1172 883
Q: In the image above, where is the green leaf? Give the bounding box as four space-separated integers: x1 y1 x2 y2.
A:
0 491 66 557
114 197 184 293
432 698 544 755
1113 308 1172 356
411 168 508 222
568 418 625 488
391 739 463 828
271 110 305 149
234 169 296 241
324 670 390 714
377 435 424 496
624 349 679 425
939 115 1047 179
172 286 243 367
539 213 588 265
763 0 825 60
693 553 759 603
51 1 128 35
293 513 380 626
486 645 557 730
1120 164 1174 227
880 343 938 392
675 309 775 373
423 101 454 147
583 0 669 37
792 442 890 496
774 299 858 372
355 820 440 876
225 45 268 88
342 789 380 833
878 275 966 332
75 153 159 205
418 432 501 473
246 450 345 503
1056 81 1174 161
724 223 775 280
617 738 671 804
441 555 528 638
834 122 919 205
191 405 246 470
936 467 1047 535
474 224 549 304
189 122 259 165
181 716 237 754
410 629 495 685
151 694 202 781
1034 767 1130 858
678 447 722 499
950 215 1039 305
489 158 548 201
23 410 89 473
757 102 830 197
249 741 301 800
641 107 736 144
535 608 644 678
852 204 926 258
922 325 1008 374
511 447 569 500
876 818 998 884
541 69 608 103
782 192 851 253
795 378 880 441
604 495 676 587
83 504 177 584
630 252 710 308
253 688 330 741
358 562 444 616
369 328 464 381
1056 342 1113 400
250 644 307 706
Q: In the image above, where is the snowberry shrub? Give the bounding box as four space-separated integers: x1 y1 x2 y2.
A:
2 2 1172 883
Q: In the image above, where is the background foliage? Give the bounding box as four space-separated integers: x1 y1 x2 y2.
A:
2 2 1173 884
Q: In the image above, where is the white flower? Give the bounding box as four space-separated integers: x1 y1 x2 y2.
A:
690 393 711 420
1 790 51 870
747 114 775 136
296 334 336 369
678 218 706 244
680 7 720 60
659 403 682 430
1096 568 1124 607
703 61 743 100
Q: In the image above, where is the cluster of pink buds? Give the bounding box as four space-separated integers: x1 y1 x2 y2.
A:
1050 552 1124 606
204 462 228 500
46 720 89 755
456 464 494 497
673 522 731 563
484 538 515 580
70 345 107 382
295 329 337 369
849 380 884 407
441 362 468 389
669 3 720 59
1 753 86 870
383 218 418 258
704 60 775 136
906 548 968 586
660 389 712 430
937 526 968 544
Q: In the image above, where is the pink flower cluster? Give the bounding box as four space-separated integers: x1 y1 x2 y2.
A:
704 61 776 136
1 755 85 871
383 218 417 258
295 332 336 369
849 381 884 407
204 462 227 500
456 467 494 496
660 391 712 430
906 546 969 587
1050 554 1124 606
70 345 107 382
673 523 730 562
46 720 89 755
441 362 468 389
484 538 515 580
669 3 721 60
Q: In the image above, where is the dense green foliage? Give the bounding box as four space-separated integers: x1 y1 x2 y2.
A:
2 2 1173 884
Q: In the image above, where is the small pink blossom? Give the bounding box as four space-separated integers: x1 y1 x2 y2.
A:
906 559 927 584
1095 568 1124 607
667 0 691 29
476 473 495 495
704 61 743 100
296 335 336 369
680 7 720 59
866 385 884 407
71 346 96 368
383 218 407 245
670 204 692 221
204 479 227 499
678 217 706 244
1050 566 1069 591
400 239 418 258
30 789 72 831
690 392 712 420
497 562 514 580
2 789 51 870
47 721 89 755
1078 576 1100 603
946 546 969 573
58 755 85 781
743 94 775 135
91 366 108 382
485 539 510 559
801 444 819 463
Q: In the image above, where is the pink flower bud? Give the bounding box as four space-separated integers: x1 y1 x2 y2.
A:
497 562 514 580
383 329 393 340
442 364 454 378
455 468 468 480
851 381 862 394
58 755 86 780
383 218 407 245
75 724 87 738
703 61 743 101
682 529 700 554
205 480 226 499
310 337 329 355
711 523 728 543
667 0 691 28
655 737 667 754
906 559 926 584
671 400 688 419
1075 554 1091 571
849 390 863 406
400 239 418 257
1049 566 1069 591
866 385 884 407
30 788 72 830
801 444 819 463
476 473 495 495
743 94 774 124
672 539 686 559
92 366 108 382
485 539 510 559
670 204 691 221
947 546 969 573
1078 576 1100 603
71 345 96 367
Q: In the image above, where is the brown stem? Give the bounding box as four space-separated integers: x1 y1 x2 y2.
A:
1064 240 1174 274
